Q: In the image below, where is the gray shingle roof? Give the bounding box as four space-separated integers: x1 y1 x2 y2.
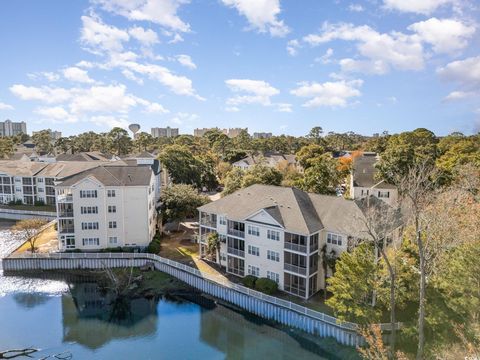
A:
57 165 153 187
0 161 48 176
199 184 368 236
352 154 396 189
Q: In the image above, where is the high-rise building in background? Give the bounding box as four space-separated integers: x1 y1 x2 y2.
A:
0 119 27 137
253 132 272 139
151 127 179 138
32 129 62 140
194 128 248 138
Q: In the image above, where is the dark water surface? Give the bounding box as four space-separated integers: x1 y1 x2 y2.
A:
0 223 358 360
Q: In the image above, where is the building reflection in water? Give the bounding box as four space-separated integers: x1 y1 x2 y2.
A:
61 281 159 349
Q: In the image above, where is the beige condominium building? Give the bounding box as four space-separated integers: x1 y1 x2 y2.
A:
198 184 376 299
56 165 157 251
0 119 27 137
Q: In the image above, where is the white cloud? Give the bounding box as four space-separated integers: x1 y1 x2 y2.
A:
315 48 334 64
0 102 14 110
80 14 130 54
11 83 169 117
168 33 184 43
290 79 363 107
119 61 204 99
93 0 191 33
34 106 77 122
438 57 480 103
303 23 425 73
122 69 144 84
128 26 159 46
225 79 280 106
10 84 73 104
63 67 95 83
90 115 129 129
225 106 240 112
383 0 456 15
408 18 475 54
169 112 198 125
443 91 477 101
222 0 289 37
437 56 480 87
276 103 292 112
176 54 196 69
348 4 364 12
339 58 389 75
286 39 300 56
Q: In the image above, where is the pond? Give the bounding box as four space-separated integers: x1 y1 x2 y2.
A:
0 222 359 360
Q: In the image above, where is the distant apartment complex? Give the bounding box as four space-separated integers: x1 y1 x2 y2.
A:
151 127 179 138
232 152 300 171
253 132 272 139
194 127 248 138
56 165 157 251
0 119 27 137
349 153 398 205
198 184 371 299
32 129 62 140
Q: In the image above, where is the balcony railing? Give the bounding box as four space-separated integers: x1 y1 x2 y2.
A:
284 263 307 276
284 242 307 253
200 219 217 228
58 211 74 218
227 247 245 257
57 194 73 203
227 228 245 238
59 227 75 234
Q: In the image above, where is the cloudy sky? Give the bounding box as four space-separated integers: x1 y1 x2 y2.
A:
0 0 479 136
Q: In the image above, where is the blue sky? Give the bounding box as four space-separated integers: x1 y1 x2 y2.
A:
0 0 479 137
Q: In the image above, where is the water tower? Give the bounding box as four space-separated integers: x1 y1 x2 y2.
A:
129 123 141 139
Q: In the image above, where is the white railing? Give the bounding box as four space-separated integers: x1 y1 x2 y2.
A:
4 250 399 332
0 208 56 216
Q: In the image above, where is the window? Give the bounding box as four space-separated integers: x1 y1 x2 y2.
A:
80 190 97 198
109 236 118 245
361 189 369 196
108 205 116 213
378 191 390 198
247 225 260 236
109 221 117 229
267 250 280 262
82 238 99 246
267 229 280 241
37 178 44 183
38 188 44 193
327 233 343 246
248 245 259 256
227 256 244 276
81 206 98 214
267 271 280 284
284 273 306 297
219 216 227 225
107 189 116 197
248 265 260 277
15 187 21 192
81 222 99 230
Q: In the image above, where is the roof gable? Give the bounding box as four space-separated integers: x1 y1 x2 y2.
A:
246 207 284 228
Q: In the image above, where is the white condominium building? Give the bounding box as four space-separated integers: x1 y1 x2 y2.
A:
151 127 179 138
56 165 157 251
198 184 373 299
0 119 27 137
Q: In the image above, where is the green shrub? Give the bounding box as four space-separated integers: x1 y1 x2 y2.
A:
242 275 257 288
34 200 45 206
254 277 278 295
147 234 162 254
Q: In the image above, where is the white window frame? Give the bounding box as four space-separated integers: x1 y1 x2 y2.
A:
107 189 116 198
267 229 280 241
247 225 260 236
219 216 227 225
267 271 280 284
247 245 260 256
248 265 260 277
267 250 280 262
109 221 117 229
108 236 118 245
327 233 343 246
108 205 116 213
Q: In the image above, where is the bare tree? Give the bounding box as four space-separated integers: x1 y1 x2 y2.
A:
357 196 403 355
394 161 438 360
12 218 48 253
